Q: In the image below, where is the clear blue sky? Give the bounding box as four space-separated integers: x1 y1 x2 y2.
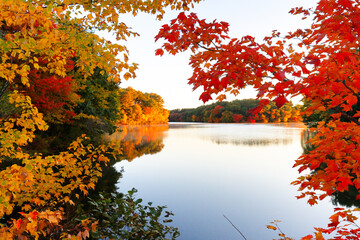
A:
111 0 315 110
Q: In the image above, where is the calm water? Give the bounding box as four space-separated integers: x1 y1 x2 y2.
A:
111 123 334 240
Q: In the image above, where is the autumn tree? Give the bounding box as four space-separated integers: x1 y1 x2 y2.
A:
156 0 360 238
118 87 169 125
0 0 201 238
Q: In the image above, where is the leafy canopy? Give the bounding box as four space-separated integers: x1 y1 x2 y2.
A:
0 0 200 238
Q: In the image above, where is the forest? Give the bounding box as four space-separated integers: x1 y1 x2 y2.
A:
169 99 301 123
2 0 360 239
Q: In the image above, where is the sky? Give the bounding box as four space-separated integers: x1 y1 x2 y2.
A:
107 0 316 110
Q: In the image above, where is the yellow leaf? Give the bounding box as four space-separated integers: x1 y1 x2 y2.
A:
22 204 32 211
48 215 59 224
124 72 131 80
21 76 28 85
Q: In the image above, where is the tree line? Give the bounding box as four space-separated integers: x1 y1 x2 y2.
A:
170 99 301 123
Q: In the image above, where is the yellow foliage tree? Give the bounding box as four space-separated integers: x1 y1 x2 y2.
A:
0 0 200 238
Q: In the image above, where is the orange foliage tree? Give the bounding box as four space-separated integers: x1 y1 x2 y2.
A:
118 87 169 125
155 0 360 238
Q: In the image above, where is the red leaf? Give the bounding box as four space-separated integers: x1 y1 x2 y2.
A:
293 71 302 77
255 68 263 77
274 70 285 81
30 211 39 220
355 79 360 89
316 33 326 43
274 82 285 93
274 95 288 108
155 48 164 56
166 34 177 43
178 12 187 21
16 219 23 229
199 92 212 103
331 82 341 94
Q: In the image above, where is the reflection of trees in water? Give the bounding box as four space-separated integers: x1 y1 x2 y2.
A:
85 124 169 221
119 140 164 161
94 164 123 194
92 125 167 198
193 123 304 146
74 123 173 239
169 123 208 129
104 125 168 162
301 128 316 154
301 128 360 208
210 137 293 146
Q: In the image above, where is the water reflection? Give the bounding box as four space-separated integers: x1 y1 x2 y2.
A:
116 123 333 240
301 128 316 154
104 125 168 161
210 138 293 146
168 122 209 129
95 125 168 201
169 123 305 147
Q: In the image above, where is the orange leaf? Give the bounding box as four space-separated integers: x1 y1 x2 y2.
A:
266 225 277 231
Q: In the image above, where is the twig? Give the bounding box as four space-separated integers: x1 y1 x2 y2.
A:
273 222 287 240
223 214 248 240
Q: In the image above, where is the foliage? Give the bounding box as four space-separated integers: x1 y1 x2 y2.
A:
169 99 301 123
86 189 179 240
0 92 109 239
0 0 199 238
75 67 121 126
118 87 169 125
155 0 360 238
266 220 294 240
19 57 79 124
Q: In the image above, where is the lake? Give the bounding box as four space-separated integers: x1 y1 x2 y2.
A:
110 123 334 240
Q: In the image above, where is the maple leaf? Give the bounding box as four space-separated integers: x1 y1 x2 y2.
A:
274 70 285 81
274 82 285 93
155 48 164 56
199 92 212 103
273 95 288 108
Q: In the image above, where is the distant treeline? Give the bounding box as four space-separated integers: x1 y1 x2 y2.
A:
170 99 302 123
118 87 169 125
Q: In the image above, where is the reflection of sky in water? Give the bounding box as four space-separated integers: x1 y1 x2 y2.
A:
170 122 303 146
210 137 292 146
116 123 334 240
